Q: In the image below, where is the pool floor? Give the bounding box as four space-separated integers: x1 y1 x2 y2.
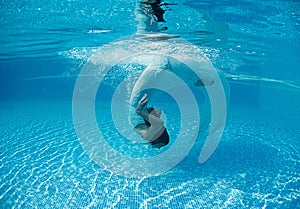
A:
0 101 299 208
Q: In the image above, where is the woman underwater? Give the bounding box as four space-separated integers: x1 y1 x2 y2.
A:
134 94 170 149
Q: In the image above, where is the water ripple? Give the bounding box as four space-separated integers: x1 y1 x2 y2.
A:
0 101 298 208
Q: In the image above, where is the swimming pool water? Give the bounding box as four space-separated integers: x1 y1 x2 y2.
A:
0 101 299 208
1 0 299 208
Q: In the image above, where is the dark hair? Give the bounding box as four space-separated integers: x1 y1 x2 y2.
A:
150 129 170 149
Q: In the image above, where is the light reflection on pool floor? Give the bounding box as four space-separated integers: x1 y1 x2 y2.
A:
0 101 299 209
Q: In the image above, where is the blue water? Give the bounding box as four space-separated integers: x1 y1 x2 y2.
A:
1 0 299 208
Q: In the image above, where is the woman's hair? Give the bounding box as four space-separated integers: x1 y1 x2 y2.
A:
150 129 170 149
